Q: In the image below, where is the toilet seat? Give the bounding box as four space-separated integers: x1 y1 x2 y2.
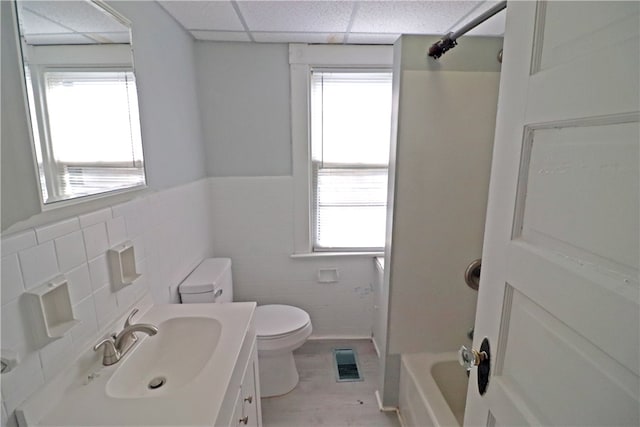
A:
255 305 312 355
255 305 310 339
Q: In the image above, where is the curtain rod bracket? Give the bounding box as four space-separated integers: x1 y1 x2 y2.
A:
428 32 457 59
428 1 507 60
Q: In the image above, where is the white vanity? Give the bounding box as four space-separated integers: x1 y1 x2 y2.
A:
16 299 262 427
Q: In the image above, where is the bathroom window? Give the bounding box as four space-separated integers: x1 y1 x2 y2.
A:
290 44 394 254
25 67 145 204
310 71 392 251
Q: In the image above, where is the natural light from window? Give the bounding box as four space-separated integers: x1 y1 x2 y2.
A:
311 70 392 251
45 70 143 164
30 69 145 202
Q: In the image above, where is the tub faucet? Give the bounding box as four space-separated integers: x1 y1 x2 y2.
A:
94 308 158 366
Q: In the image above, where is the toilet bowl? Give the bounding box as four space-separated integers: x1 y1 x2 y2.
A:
254 304 312 397
179 258 312 398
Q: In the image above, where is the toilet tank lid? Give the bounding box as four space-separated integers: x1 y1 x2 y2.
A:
179 258 231 294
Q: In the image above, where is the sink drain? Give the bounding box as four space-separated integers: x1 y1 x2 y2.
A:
148 376 166 390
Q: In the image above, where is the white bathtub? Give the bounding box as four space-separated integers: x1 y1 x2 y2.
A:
399 352 469 427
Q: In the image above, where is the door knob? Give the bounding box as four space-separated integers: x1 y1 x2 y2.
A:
464 258 482 290
459 337 491 395
458 345 486 370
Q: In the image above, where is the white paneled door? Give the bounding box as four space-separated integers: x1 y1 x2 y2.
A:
465 1 639 426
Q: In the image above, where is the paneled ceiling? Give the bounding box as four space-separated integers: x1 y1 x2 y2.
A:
17 1 130 45
158 0 506 44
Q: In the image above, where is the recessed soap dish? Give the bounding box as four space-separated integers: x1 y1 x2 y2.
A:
25 276 79 346
108 241 140 290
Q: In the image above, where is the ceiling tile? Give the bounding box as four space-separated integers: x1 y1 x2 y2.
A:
350 1 480 35
464 3 507 36
252 31 345 44
159 1 244 31
237 1 355 33
191 30 252 42
158 0 505 44
345 32 400 45
20 1 128 33
18 8 74 36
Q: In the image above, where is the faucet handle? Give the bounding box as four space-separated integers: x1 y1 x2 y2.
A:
94 338 120 366
124 308 139 327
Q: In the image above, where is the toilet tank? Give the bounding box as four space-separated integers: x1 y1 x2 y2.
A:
179 258 233 303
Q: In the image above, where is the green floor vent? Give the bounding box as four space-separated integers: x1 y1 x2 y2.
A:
333 348 363 382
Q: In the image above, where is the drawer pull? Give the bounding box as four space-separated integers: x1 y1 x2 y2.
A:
244 395 253 404
239 415 249 425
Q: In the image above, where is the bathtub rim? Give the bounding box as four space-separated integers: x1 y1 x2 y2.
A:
401 351 466 427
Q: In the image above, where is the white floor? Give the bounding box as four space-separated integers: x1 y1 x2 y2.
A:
260 339 400 427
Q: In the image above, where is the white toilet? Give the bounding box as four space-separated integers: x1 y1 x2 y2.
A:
179 258 312 397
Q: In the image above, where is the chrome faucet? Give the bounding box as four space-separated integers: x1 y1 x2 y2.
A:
94 308 158 366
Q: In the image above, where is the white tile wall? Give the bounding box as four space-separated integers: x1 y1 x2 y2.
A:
93 284 118 329
1 176 375 421
1 230 36 255
18 242 58 289
54 231 87 272
66 264 93 305
106 217 127 246
0 179 213 420
34 218 79 243
88 255 110 291
70 294 99 350
210 176 376 337
1 298 33 356
78 207 112 229
1 254 24 303
82 222 109 260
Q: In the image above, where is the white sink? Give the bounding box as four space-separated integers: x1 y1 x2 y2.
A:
106 316 222 398
16 300 257 426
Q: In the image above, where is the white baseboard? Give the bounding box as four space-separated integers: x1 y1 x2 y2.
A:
372 337 381 358
308 334 372 341
374 390 399 413
396 409 407 427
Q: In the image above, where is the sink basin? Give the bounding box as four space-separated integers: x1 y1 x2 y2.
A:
17 301 257 426
106 316 221 398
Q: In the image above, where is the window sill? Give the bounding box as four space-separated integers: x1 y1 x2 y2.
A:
290 251 384 259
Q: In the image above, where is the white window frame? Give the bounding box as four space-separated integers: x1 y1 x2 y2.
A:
289 44 393 256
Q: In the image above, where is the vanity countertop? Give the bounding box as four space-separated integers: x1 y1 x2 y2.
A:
17 301 256 427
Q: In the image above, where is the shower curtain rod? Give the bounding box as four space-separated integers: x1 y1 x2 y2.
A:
428 1 507 59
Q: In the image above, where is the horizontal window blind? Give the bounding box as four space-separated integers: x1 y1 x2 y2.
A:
61 165 145 199
42 70 145 200
314 166 388 250
311 70 392 251
44 70 143 164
